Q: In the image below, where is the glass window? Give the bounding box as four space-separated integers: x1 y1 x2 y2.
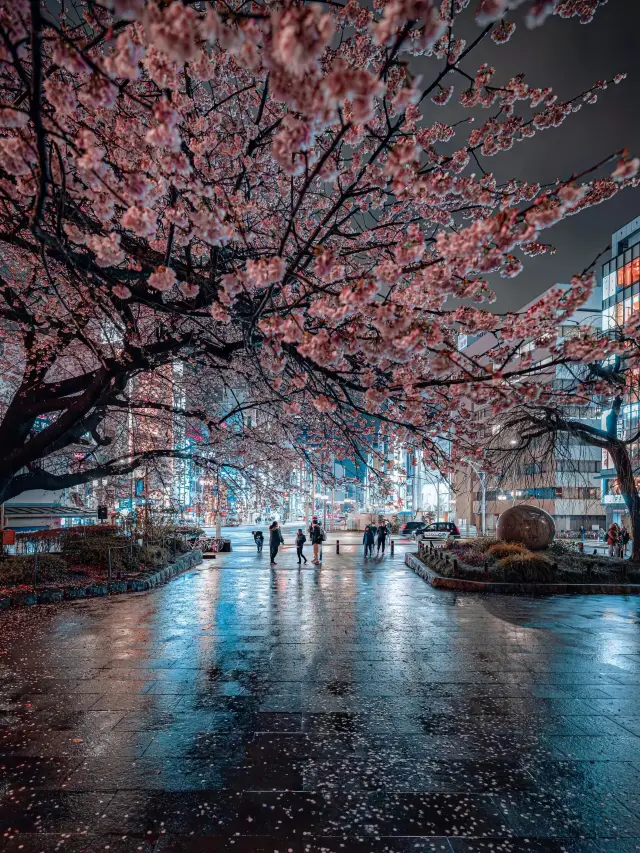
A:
626 249 633 265
625 263 633 287
616 301 625 327
633 258 640 283
618 267 625 287
603 307 614 331
604 272 617 300
625 297 633 322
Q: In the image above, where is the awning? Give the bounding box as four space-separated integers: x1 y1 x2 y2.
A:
4 504 97 520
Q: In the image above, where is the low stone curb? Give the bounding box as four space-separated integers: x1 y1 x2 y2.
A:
0 550 203 609
405 551 640 596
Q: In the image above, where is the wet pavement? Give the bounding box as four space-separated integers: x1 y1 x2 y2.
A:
2 531 640 852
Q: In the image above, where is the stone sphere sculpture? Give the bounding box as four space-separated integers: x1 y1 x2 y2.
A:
496 505 555 551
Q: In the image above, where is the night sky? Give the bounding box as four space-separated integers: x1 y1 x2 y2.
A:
417 0 640 313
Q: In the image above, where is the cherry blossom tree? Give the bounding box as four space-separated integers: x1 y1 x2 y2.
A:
471 350 640 561
0 0 635 504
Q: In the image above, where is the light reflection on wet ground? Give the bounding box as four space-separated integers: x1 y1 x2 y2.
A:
1 533 640 852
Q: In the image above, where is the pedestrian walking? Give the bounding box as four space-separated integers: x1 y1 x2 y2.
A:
363 525 374 558
620 525 630 558
295 529 308 565
269 521 283 565
607 523 619 558
310 521 323 565
580 525 586 541
253 530 264 554
376 524 388 556
370 522 378 539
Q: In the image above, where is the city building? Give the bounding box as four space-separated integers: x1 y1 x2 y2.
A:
454 282 605 535
600 215 640 527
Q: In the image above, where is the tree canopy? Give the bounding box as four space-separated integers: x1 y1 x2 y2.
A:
0 0 635 502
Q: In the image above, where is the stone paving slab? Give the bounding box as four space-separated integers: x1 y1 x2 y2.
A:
1 534 640 850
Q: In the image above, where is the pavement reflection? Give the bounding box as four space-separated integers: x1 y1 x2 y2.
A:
1 530 640 851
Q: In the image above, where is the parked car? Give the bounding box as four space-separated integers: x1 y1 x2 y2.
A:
417 522 461 543
401 521 427 537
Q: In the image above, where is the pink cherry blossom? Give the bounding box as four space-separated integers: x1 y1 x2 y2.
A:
612 157 640 182
178 281 199 298
271 6 334 75
122 205 157 238
148 266 177 292
86 233 125 267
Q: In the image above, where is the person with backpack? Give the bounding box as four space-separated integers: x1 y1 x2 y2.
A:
310 521 324 565
269 521 284 565
363 525 375 558
253 530 264 554
295 529 308 565
376 523 388 557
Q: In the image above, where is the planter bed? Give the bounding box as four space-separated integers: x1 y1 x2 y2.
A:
406 548 640 595
0 550 203 610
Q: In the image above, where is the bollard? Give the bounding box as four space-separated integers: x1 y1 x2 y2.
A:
33 552 38 590
336 540 340 554
390 539 395 556
453 558 458 573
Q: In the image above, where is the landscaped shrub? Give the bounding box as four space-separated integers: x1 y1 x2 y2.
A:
63 535 138 574
486 542 529 560
547 539 574 557
449 544 487 567
494 552 555 583
0 554 67 585
139 545 170 569
161 536 189 555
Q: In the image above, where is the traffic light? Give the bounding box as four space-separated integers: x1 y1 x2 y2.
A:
97 505 108 520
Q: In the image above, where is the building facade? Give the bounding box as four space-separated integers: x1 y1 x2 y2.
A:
454 283 605 535
600 215 640 527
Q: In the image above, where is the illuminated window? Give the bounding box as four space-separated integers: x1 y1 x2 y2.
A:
625 262 634 288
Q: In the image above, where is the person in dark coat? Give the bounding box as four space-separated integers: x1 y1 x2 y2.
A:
253 530 264 554
310 521 323 564
269 521 284 565
295 529 308 565
376 524 388 556
620 525 630 558
363 526 374 558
